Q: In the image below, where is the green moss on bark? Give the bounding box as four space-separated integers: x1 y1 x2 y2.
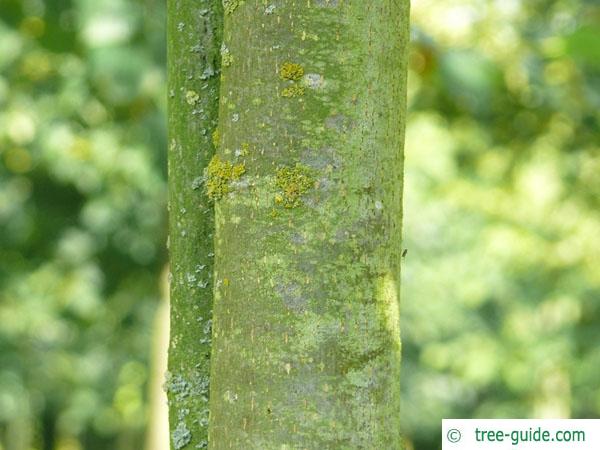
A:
167 0 223 448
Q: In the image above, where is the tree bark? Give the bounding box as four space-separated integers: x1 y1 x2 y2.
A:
207 1 409 448
167 1 222 449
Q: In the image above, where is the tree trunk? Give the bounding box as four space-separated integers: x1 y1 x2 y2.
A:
166 1 222 449
207 1 409 449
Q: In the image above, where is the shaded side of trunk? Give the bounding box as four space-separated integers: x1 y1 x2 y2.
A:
208 1 410 448
166 0 222 448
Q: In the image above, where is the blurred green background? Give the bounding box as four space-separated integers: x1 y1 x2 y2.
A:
0 0 598 449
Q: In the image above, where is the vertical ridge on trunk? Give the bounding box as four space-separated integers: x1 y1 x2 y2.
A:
208 1 410 448
167 1 222 448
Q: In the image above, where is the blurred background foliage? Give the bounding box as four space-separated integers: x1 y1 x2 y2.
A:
0 0 598 449
0 0 166 448
403 0 600 449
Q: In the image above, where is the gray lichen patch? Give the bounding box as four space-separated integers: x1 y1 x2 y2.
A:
191 176 204 190
164 373 192 401
324 114 352 133
200 65 216 80
345 359 380 389
314 0 340 7
300 147 342 171
289 232 307 245
303 73 325 89
172 421 192 449
275 282 308 312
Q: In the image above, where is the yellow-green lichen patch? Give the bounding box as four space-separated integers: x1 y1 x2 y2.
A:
236 142 250 157
279 62 304 81
185 90 199 105
212 129 220 148
223 0 243 15
206 155 246 200
281 84 305 98
274 164 314 208
220 44 233 67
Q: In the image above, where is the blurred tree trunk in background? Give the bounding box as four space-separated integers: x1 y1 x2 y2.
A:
166 0 222 449
4 416 32 450
206 1 409 449
145 268 170 450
